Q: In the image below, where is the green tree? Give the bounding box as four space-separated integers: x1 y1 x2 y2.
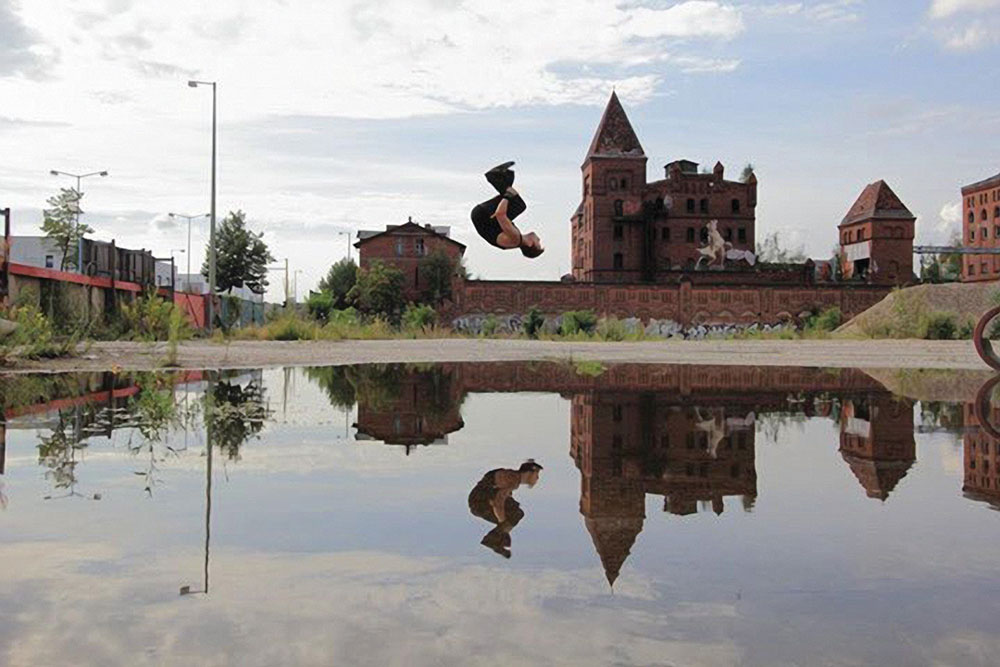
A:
202 210 274 295
348 260 406 323
920 231 961 283
419 250 465 304
40 188 91 271
317 257 357 308
740 163 755 183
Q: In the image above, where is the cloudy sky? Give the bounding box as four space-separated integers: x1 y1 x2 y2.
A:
1 0 998 301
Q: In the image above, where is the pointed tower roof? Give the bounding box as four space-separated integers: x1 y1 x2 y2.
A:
841 453 914 501
585 92 645 161
585 516 644 587
841 180 915 227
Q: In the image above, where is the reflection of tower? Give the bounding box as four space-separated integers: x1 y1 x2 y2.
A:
571 391 758 585
963 400 1000 509
839 396 915 500
353 366 465 453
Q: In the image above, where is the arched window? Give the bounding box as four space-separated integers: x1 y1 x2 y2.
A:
970 211 976 224
614 200 624 217
995 206 999 218
983 209 989 221
731 199 740 214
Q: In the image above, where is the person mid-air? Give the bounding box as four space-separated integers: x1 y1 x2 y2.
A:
470 161 545 258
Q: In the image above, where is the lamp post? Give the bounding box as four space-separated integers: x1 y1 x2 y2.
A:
339 230 352 262
293 269 303 304
169 212 208 290
49 169 108 272
188 80 217 332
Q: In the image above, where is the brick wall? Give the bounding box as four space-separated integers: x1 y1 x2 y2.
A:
442 278 890 326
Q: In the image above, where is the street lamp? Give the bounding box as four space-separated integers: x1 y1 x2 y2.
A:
49 169 109 272
169 212 209 290
293 269 303 303
188 80 217 332
338 230 353 262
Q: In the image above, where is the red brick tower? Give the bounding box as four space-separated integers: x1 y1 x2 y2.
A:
573 92 648 283
838 181 915 285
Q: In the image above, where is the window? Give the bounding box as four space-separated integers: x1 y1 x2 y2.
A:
731 199 740 214
971 230 976 241
686 227 695 242
725 227 733 242
700 198 709 214
612 405 623 422
970 264 977 275
857 228 864 241
984 228 990 240
983 261 989 274
414 266 419 287
994 225 999 237
584 176 590 196
620 178 628 190
995 206 1000 219
661 227 670 241
984 209 990 221
395 239 405 256
614 223 623 239
45 255 54 268
613 253 624 269
609 177 618 191
700 227 709 243
614 200 624 217
738 227 747 242
415 239 426 256
970 211 976 224
686 198 695 213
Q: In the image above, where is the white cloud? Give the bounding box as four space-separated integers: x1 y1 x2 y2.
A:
759 1 863 23
929 0 1000 19
938 201 962 235
941 24 997 50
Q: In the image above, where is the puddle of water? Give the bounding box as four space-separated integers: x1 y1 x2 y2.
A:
1 363 999 666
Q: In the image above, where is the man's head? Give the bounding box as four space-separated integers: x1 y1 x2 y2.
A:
518 459 543 486
520 232 544 258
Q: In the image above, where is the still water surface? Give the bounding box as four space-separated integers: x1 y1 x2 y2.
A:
1 363 999 666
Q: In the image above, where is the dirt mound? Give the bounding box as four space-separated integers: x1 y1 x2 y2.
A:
836 282 998 338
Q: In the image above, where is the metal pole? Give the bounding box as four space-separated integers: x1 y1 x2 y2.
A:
187 217 192 292
76 175 83 271
285 258 289 305
208 83 217 333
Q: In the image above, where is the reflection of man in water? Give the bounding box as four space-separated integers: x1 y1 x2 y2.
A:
468 460 543 558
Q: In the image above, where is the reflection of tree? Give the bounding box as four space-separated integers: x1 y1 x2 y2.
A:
304 364 465 417
921 401 964 432
303 366 356 409
207 380 270 461
37 412 88 499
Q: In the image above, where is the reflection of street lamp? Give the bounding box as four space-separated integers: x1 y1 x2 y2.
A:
49 169 109 271
187 79 217 332
181 375 213 597
169 212 208 289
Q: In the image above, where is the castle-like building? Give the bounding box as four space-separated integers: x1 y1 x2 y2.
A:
572 92 758 282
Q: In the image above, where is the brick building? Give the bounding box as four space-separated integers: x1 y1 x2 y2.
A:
961 172 1000 282
838 395 916 500
355 219 465 301
572 92 758 282
838 180 916 284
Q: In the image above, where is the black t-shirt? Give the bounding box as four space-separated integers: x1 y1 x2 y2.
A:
470 192 526 248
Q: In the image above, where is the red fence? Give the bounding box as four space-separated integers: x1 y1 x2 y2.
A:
173 291 208 330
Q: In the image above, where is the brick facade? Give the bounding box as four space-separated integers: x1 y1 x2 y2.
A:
838 180 916 284
961 172 1000 282
355 221 465 302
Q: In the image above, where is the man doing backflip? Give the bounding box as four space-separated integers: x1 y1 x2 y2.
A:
470 161 545 258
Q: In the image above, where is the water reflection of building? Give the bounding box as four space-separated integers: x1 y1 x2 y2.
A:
963 401 1000 509
839 396 916 501
352 366 465 454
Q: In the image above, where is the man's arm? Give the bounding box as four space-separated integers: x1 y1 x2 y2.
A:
492 197 521 245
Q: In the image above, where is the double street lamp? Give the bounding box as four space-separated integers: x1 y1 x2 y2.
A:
49 169 109 272
188 79 217 332
168 212 209 290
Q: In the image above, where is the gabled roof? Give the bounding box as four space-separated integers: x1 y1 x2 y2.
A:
962 172 1000 194
354 221 466 251
840 180 915 227
585 92 645 162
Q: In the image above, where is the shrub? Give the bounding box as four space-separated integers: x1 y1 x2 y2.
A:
402 304 436 331
956 318 975 341
596 317 626 341
807 306 842 333
559 310 598 336
922 312 956 340
307 291 336 323
115 290 193 342
1 304 77 361
481 314 499 336
523 307 545 339
270 315 319 341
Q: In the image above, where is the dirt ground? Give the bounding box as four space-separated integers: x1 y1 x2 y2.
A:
1 338 990 374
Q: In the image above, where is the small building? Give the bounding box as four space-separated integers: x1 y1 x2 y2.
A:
961 171 1000 282
355 219 466 302
838 180 915 285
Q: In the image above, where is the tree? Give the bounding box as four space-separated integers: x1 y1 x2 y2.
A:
740 163 755 183
202 210 274 295
757 231 806 264
347 260 406 323
317 257 357 308
40 188 91 271
920 231 962 283
419 250 465 304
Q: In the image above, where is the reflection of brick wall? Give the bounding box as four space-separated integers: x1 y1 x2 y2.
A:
442 279 890 326
839 396 916 500
962 404 1000 506
354 369 465 448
